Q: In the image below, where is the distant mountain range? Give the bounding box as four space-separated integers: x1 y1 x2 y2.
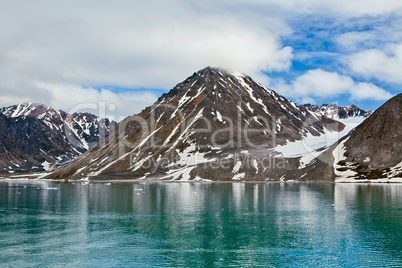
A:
303 103 373 120
0 103 116 174
2 67 399 182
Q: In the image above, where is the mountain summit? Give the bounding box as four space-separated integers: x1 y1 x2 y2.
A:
303 103 373 120
0 103 116 174
47 67 344 181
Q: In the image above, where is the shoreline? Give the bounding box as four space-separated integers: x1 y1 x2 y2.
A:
1 175 402 184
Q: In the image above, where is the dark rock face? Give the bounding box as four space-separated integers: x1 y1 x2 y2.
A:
291 93 402 181
303 103 372 119
0 103 116 174
46 67 344 181
341 93 402 179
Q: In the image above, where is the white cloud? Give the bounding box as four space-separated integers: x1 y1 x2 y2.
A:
0 0 401 114
263 0 402 17
0 0 296 114
0 1 293 88
351 82 393 101
273 69 353 97
34 82 158 120
272 69 393 102
347 44 402 84
0 80 158 120
336 31 378 51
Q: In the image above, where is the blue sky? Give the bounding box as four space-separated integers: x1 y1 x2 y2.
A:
272 12 401 109
0 0 401 117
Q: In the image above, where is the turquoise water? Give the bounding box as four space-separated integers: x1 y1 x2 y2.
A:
1 181 402 267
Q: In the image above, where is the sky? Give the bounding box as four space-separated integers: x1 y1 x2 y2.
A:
1 0 401 119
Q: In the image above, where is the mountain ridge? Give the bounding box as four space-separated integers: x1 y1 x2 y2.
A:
303 103 373 120
44 66 345 181
0 102 116 174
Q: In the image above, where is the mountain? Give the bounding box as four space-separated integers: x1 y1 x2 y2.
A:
0 103 116 174
287 93 402 182
46 67 344 181
303 103 373 120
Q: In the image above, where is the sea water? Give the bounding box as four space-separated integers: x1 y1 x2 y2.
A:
1 181 402 267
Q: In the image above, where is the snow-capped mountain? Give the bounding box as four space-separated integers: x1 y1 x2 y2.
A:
0 103 116 174
46 67 344 181
287 93 402 182
303 103 372 120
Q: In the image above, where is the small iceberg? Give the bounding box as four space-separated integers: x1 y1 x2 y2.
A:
45 187 58 190
104 182 111 186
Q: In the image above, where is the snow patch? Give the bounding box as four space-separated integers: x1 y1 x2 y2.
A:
383 161 402 179
252 159 258 173
232 173 245 180
232 160 242 173
245 103 254 113
273 118 362 168
171 143 215 167
216 110 223 122
194 176 212 182
41 161 52 171
169 108 205 149
160 166 195 181
332 137 357 178
170 85 205 119
234 74 270 116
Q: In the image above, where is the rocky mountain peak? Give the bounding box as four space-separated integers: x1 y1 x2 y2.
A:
0 102 51 118
158 66 231 100
303 103 373 120
0 103 116 174
46 67 344 181
343 93 401 170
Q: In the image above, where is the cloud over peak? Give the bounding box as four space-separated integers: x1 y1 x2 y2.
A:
272 69 393 103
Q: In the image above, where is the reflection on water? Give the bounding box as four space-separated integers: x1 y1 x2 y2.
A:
1 181 402 267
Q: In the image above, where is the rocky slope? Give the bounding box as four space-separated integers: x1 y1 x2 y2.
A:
46 67 344 181
303 103 372 119
0 103 116 174
287 93 402 182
